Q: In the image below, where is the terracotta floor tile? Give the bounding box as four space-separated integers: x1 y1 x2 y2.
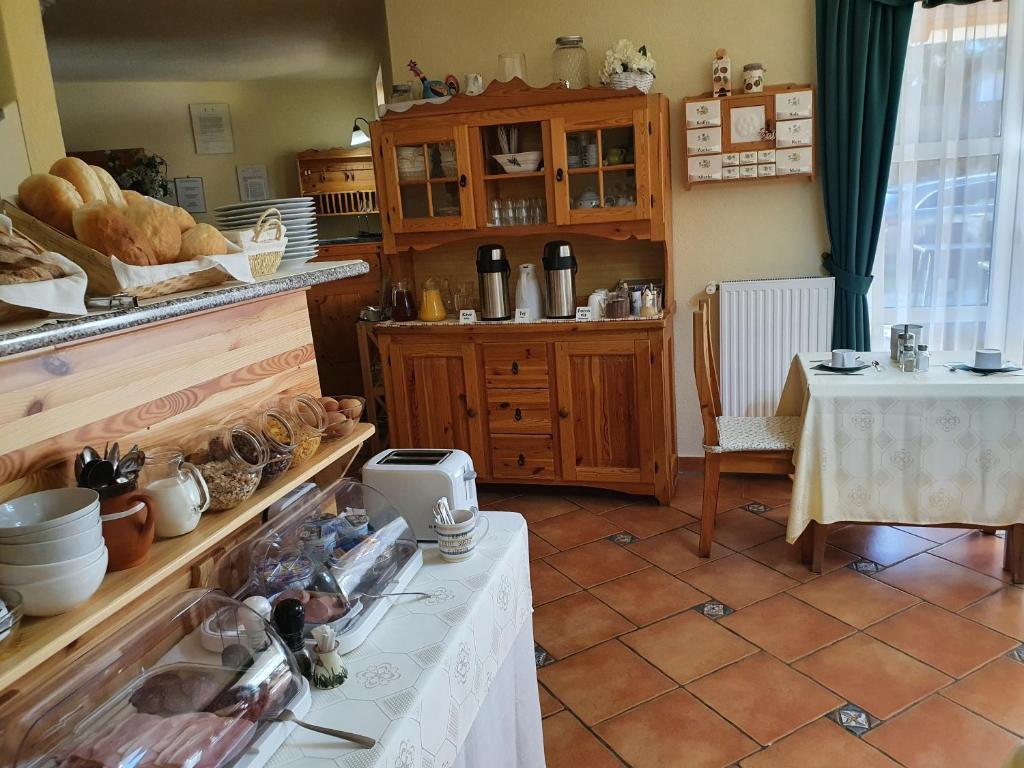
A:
895 525 967 544
538 640 675 725
538 683 564 718
621 611 757 684
594 690 758 768
590 567 708 626
502 494 580 523
744 537 856 582
742 475 793 506
760 503 792 527
626 528 732 573
866 603 1018 678
532 591 635 659
544 539 650 588
477 485 520 507
562 490 633 514
740 718 900 767
530 559 580 606
788 568 919 628
874 553 1004 611
687 653 843 746
531 509 622 550
826 524 934 566
528 531 557 560
542 711 623 768
793 634 952 719
931 531 1011 582
680 554 799 610
685 508 786 552
671 472 750 516
959 587 1024 641
942 658 1024 736
602 503 695 539
720 593 855 662
864 695 1019 768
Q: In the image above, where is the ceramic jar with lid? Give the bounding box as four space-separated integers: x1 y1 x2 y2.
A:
552 36 590 89
186 423 269 511
743 63 765 93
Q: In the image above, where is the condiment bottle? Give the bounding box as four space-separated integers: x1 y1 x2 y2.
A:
273 598 312 679
900 332 917 372
916 344 930 372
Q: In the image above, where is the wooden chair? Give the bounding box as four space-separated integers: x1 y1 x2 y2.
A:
692 299 800 556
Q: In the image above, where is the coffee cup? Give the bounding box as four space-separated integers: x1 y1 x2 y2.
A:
607 147 626 165
975 349 1003 370
464 73 484 95
831 349 856 368
435 509 489 563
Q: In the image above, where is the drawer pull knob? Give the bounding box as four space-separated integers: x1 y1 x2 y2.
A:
559 407 570 418
459 174 468 188
514 408 523 421
556 168 564 182
517 453 526 467
511 361 519 375
467 407 477 418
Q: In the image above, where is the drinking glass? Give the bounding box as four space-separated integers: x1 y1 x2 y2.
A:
498 52 527 82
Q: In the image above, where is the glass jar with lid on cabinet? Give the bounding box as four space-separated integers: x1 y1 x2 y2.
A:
553 36 590 88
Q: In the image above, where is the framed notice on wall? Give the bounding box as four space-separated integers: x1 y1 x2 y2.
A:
236 164 270 201
189 103 234 154
174 177 207 213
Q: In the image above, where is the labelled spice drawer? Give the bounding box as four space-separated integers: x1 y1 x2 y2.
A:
483 343 549 388
490 435 556 479
487 388 552 434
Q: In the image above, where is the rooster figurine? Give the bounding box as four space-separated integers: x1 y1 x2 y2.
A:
408 60 448 99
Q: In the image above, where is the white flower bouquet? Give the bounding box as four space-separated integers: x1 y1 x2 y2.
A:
600 39 656 92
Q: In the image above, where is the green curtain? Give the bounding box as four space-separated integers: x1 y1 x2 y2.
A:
816 0 986 350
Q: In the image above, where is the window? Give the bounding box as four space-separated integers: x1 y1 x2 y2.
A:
871 0 1024 355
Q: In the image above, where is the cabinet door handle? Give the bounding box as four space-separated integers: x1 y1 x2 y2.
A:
459 174 467 187
511 361 519 375
517 453 526 467
559 407 570 418
556 168 564 182
466 407 477 418
514 408 523 421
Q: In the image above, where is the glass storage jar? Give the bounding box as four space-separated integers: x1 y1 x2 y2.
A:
250 408 298 488
186 424 269 512
552 36 590 89
279 394 327 467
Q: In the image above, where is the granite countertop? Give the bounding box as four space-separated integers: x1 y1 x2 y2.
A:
0 260 369 359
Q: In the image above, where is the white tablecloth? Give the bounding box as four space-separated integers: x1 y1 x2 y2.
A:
268 512 544 768
779 352 1024 542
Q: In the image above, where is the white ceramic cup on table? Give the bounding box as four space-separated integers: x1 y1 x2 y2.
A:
831 349 857 368
436 509 489 563
975 349 1003 370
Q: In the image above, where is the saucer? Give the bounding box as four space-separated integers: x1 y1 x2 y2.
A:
951 364 1022 375
812 363 871 374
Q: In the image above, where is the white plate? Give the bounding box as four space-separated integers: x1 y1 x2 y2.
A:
214 197 314 212
215 212 315 225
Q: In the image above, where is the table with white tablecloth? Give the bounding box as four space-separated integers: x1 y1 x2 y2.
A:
267 512 544 768
778 352 1024 544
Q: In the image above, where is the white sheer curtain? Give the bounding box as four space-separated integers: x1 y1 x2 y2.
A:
870 0 1024 357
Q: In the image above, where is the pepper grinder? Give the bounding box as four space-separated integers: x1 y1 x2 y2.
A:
272 598 312 679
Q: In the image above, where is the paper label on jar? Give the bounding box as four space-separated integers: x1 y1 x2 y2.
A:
575 307 593 321
459 309 477 324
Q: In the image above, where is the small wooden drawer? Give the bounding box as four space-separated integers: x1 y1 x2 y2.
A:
483 343 549 387
490 435 556 479
487 388 552 433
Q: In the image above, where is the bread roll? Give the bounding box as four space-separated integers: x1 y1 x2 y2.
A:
123 198 182 264
123 190 145 206
72 202 158 266
49 157 106 204
89 165 126 207
169 205 195 232
17 174 84 235
179 224 228 260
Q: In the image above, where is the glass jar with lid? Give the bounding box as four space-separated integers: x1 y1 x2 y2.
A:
251 407 298 488
185 423 269 511
552 36 590 89
277 394 327 468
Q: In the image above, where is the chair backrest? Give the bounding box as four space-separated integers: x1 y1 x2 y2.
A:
692 299 722 448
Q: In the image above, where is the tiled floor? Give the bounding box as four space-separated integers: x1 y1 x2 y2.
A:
479 473 1024 768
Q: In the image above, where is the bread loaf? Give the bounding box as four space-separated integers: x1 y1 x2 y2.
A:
49 157 106 204
179 223 228 260
72 202 158 266
89 165 126 207
123 198 182 264
122 190 145 206
0 227 63 284
170 205 195 232
17 174 84 235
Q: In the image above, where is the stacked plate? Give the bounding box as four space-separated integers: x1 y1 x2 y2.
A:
214 197 319 265
397 146 426 180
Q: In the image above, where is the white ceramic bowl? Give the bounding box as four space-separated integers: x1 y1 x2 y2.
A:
493 151 543 174
0 507 100 544
0 542 106 586
14 547 107 617
0 489 100 537
0 525 104 566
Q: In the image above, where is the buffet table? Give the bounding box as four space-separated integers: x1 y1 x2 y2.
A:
273 512 544 768
779 352 1024 544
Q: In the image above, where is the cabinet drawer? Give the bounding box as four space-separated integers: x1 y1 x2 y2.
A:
483 343 549 387
490 435 556 479
487 388 551 433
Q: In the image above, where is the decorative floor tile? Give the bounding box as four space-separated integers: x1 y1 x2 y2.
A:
589 567 708 626
874 553 1004 612
788 568 919 629
606 532 639 546
743 502 771 514
602 503 695 539
535 644 554 668
531 509 623 551
681 554 799 610
847 558 884 574
829 703 882 736
544 539 650 588
942 657 1024 736
741 718 900 767
720 593 855 663
1010 645 1024 664
532 591 635 659
626 527 732 573
959 587 1024 641
686 508 786 552
695 600 734 620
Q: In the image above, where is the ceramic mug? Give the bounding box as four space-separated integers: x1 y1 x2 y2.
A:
100 491 156 571
436 509 489 563
831 349 856 368
975 348 1003 370
464 73 484 95
606 147 626 165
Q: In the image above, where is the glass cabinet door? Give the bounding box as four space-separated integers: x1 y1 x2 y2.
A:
381 125 476 233
550 109 651 225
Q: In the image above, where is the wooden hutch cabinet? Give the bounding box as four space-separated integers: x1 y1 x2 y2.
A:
370 79 678 503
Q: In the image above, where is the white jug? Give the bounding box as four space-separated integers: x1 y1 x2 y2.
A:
515 263 543 321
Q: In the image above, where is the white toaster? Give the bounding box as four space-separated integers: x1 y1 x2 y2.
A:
362 448 479 541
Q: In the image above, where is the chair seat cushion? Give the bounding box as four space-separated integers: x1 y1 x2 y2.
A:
707 415 801 453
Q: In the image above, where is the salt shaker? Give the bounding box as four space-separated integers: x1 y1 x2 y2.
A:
916 344 930 372
900 332 917 373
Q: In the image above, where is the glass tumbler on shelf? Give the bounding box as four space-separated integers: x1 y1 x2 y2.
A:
552 36 590 89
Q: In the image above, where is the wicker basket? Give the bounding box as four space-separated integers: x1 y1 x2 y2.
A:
245 208 287 277
605 71 655 93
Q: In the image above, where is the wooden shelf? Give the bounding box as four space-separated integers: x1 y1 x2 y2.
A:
568 163 635 175
482 171 546 180
398 177 459 186
0 423 373 693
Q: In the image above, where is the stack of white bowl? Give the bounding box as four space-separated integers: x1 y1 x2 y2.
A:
397 146 426 180
214 198 319 265
0 489 107 617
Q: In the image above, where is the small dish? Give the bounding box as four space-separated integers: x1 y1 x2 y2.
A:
492 151 543 174
951 364 1022 375
812 363 871 374
0 488 100 536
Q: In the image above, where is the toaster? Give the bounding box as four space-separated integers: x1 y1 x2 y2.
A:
362 448 479 541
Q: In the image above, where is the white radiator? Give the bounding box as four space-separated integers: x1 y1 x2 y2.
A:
718 276 835 416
